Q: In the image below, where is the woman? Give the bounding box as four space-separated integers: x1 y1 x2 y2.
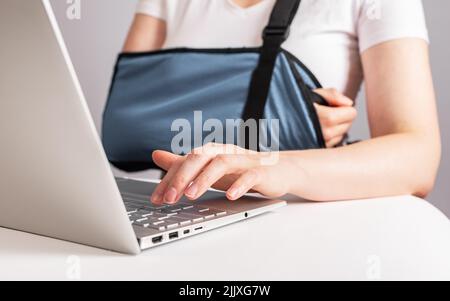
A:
123 0 441 204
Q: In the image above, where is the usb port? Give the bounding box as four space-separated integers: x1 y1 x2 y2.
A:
169 232 179 240
183 229 190 235
152 235 163 244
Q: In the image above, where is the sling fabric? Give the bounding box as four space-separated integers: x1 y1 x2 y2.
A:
102 0 326 172
243 0 302 150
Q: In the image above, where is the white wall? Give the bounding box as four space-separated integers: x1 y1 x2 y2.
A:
50 0 450 216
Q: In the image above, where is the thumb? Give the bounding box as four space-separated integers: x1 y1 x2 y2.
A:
314 88 353 107
152 150 181 171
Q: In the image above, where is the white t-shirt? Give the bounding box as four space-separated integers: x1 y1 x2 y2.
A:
136 0 429 99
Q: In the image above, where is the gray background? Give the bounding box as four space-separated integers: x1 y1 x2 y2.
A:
50 0 449 217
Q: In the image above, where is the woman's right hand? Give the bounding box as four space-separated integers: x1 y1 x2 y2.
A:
313 88 358 148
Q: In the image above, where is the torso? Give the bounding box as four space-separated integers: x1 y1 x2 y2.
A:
149 0 428 100
161 0 364 99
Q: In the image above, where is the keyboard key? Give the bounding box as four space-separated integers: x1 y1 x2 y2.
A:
128 213 142 221
203 214 215 219
153 226 167 231
179 220 192 226
176 213 204 223
161 203 194 211
189 208 225 219
166 216 193 226
153 213 171 221
148 223 167 231
206 209 227 219
169 203 183 209
144 204 167 210
183 208 215 217
125 199 167 210
136 210 154 217
129 202 226 230
165 222 179 230
164 212 178 217
133 218 167 231
134 221 150 228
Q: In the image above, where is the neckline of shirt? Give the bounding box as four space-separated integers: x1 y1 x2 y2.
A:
225 0 275 17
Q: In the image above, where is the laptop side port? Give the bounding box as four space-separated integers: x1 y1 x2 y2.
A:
183 229 190 235
152 235 163 244
169 232 179 240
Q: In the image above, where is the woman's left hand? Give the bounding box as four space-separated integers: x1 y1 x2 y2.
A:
313 88 358 148
151 143 294 204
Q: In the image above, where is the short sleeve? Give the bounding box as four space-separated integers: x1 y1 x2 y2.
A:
357 0 429 53
136 0 167 21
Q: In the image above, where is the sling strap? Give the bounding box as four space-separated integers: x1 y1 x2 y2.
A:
242 0 302 151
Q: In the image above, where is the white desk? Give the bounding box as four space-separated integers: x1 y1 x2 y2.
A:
1 195 449 281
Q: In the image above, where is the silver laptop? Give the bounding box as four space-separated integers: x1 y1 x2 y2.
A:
0 0 286 254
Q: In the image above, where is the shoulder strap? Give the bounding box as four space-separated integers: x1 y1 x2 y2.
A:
242 0 301 151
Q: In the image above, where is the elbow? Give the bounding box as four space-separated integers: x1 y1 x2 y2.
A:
410 133 442 199
411 149 441 199
412 174 437 199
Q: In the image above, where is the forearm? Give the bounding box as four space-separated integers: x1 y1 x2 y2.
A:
283 133 441 201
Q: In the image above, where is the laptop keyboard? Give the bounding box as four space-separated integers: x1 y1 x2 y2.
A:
122 192 227 232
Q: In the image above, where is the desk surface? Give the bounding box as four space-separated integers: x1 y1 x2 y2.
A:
1 195 449 281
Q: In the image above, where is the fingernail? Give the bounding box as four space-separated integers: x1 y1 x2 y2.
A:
185 183 198 198
228 187 240 200
151 193 162 204
164 187 178 204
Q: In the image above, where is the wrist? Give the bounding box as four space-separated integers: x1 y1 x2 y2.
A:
280 152 309 196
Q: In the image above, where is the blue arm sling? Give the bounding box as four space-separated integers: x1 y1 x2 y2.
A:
102 0 327 172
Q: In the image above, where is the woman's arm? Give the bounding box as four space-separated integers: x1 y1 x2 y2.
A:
123 14 166 52
151 38 441 204
285 38 441 201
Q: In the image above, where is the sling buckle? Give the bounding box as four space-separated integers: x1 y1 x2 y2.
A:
262 26 290 41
